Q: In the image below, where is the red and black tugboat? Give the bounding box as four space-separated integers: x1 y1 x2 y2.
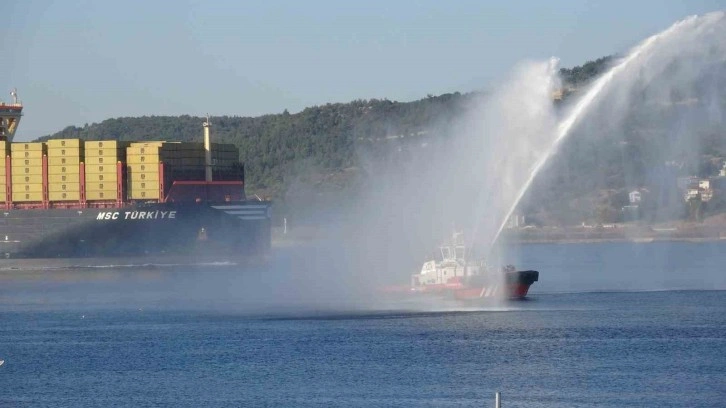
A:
410 233 539 300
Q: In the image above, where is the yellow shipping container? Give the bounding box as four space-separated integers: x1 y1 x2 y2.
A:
128 180 159 191
11 143 45 152
128 189 161 200
85 173 117 183
12 192 43 202
48 183 80 193
126 155 160 165
129 141 165 147
13 166 43 175
84 164 117 174
127 163 158 174
48 174 81 183
84 156 120 166
126 146 160 156
12 174 43 184
47 148 83 158
46 139 82 148
11 158 43 167
85 140 128 149
13 150 44 159
128 172 159 182
86 182 117 191
48 165 81 175
86 190 119 201
49 191 80 201
85 147 123 158
48 157 82 166
12 183 43 193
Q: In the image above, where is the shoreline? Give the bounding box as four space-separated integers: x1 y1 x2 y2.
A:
272 224 726 247
501 225 726 245
505 236 726 245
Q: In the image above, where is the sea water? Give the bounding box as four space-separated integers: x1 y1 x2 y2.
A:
1 242 725 407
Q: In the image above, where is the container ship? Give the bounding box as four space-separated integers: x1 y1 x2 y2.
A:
0 90 271 260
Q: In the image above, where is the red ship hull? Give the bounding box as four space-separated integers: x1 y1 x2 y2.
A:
389 270 539 301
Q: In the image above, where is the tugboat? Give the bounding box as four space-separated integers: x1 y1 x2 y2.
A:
410 233 539 300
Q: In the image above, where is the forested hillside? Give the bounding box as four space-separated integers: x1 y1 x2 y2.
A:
40 93 473 194
39 56 726 225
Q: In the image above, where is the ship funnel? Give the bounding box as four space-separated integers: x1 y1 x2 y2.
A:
203 114 212 182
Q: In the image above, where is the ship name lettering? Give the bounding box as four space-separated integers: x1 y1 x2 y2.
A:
124 210 176 220
97 210 176 221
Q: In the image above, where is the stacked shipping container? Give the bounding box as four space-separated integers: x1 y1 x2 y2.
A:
46 139 82 201
0 139 241 205
10 142 44 202
158 142 205 184
210 143 241 180
85 140 126 201
126 142 164 200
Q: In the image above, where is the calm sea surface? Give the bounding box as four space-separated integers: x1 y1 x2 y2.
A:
1 241 725 407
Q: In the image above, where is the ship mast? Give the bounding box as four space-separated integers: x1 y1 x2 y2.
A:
0 89 23 142
203 114 213 182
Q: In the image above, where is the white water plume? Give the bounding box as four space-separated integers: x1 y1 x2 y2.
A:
463 58 561 254
350 59 562 282
351 11 726 288
489 11 726 250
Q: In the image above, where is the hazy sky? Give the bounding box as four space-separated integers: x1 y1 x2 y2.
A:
3 0 724 140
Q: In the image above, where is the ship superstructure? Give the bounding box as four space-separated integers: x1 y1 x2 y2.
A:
0 89 22 142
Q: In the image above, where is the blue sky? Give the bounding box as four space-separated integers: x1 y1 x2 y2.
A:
3 0 724 140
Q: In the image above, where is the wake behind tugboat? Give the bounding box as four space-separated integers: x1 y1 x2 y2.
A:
397 233 539 302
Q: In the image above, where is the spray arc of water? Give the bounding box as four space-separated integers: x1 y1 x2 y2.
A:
488 12 724 251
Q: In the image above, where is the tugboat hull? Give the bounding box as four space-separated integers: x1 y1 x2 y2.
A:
453 270 539 300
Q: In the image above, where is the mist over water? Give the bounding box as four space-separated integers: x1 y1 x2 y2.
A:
345 11 726 298
487 11 726 250
506 11 726 239
347 60 561 283
4 14 726 408
82 11 723 313
5 13 724 315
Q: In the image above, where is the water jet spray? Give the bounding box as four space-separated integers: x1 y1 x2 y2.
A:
486 11 726 254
